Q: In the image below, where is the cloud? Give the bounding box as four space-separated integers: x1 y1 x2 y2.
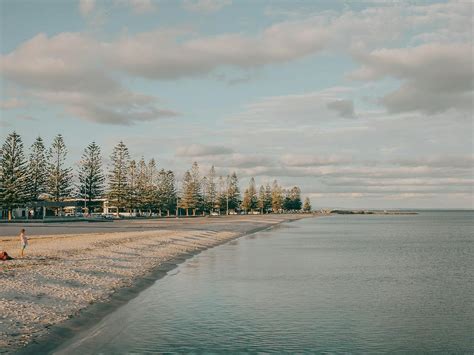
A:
228 88 357 123
175 144 234 157
128 0 156 14
281 154 353 167
0 33 178 125
0 98 26 110
107 21 330 80
326 99 355 118
182 0 231 14
79 0 96 16
2 1 472 126
350 43 473 114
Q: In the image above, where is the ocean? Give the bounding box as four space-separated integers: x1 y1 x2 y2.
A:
53 211 473 353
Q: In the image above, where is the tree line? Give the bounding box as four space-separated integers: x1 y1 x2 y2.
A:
0 132 312 218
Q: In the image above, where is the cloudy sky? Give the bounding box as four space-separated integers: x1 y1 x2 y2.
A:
1 0 473 209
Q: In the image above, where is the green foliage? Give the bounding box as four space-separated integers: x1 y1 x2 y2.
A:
257 185 266 213
107 141 130 209
0 132 27 211
180 170 195 214
126 159 138 210
283 186 302 211
156 168 177 214
203 165 218 213
1 133 307 218
27 137 47 201
78 142 104 204
303 197 312 212
242 177 258 212
227 172 241 211
46 134 73 201
135 158 148 210
271 180 283 212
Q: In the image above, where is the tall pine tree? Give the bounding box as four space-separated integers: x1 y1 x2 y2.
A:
264 183 272 213
0 132 27 219
145 159 158 213
107 141 130 211
227 172 241 212
205 166 218 213
242 177 257 212
190 162 202 215
78 142 104 209
126 160 138 212
257 185 266 214
289 186 302 210
136 157 148 213
303 197 312 212
46 134 73 201
27 136 47 202
180 170 195 216
271 179 283 213
163 170 177 215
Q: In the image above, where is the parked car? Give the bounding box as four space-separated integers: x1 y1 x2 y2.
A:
101 213 116 220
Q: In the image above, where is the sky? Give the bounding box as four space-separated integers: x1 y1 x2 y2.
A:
0 0 473 209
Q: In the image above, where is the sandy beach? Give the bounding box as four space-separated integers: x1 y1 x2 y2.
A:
0 215 309 353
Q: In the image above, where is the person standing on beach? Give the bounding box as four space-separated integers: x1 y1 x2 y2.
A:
19 228 28 257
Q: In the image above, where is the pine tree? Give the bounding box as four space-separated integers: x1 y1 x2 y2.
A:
242 177 258 212
107 141 130 211
264 183 272 213
227 172 241 212
217 175 226 214
146 158 158 213
271 179 283 213
289 186 302 210
257 185 266 214
180 170 194 216
282 188 292 211
242 188 251 212
163 170 177 215
205 166 218 213
156 168 168 214
46 134 73 201
27 136 47 202
248 177 258 211
190 162 202 215
135 157 148 213
303 197 312 212
0 132 27 219
127 160 138 212
78 142 104 209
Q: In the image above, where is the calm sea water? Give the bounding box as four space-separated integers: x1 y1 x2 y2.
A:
54 211 473 354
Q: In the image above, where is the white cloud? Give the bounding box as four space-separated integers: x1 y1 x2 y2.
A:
0 33 178 125
326 99 355 118
281 154 353 167
128 0 156 14
227 88 357 123
106 21 330 80
0 98 25 110
2 1 472 126
350 43 473 114
79 0 96 16
182 0 231 14
176 144 234 157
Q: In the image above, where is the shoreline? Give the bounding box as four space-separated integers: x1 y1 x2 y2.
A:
1 215 311 353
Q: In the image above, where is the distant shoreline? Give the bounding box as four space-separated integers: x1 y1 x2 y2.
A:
329 210 418 215
1 214 311 353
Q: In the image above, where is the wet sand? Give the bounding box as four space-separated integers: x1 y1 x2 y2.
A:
0 215 309 353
